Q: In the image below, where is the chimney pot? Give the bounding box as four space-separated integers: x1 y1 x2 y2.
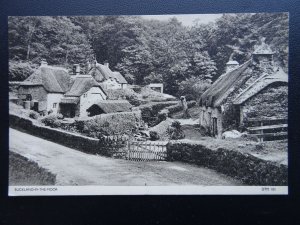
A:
104 62 109 68
73 64 80 75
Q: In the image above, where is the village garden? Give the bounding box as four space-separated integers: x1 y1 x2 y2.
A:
8 13 288 185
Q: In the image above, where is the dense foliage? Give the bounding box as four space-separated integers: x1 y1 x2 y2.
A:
9 13 288 96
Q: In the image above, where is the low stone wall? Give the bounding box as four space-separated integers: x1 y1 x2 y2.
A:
9 114 102 155
167 140 287 185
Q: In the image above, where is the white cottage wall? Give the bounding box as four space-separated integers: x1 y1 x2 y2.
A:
79 87 107 117
47 93 64 113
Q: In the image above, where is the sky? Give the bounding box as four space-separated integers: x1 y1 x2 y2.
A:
141 14 223 26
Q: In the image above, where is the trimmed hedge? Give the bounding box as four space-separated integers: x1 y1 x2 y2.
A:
167 141 287 185
139 101 178 126
75 111 142 138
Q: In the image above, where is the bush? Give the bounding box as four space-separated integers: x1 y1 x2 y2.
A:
29 111 40 120
56 113 64 119
9 60 36 81
149 131 160 141
40 114 62 128
167 121 185 140
178 77 211 101
74 112 142 138
139 101 178 126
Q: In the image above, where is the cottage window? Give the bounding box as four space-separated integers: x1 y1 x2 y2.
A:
83 93 88 98
53 103 57 108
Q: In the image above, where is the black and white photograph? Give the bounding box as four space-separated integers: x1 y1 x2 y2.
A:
8 13 289 195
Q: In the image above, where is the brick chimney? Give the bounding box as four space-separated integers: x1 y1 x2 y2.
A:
252 38 274 68
73 64 80 75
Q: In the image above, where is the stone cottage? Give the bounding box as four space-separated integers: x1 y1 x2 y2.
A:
199 40 288 138
88 61 128 90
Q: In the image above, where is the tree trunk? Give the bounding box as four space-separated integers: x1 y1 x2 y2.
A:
26 44 31 61
65 50 69 64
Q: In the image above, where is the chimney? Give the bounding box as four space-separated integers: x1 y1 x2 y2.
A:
252 38 274 68
41 60 48 66
73 64 80 75
104 62 109 68
226 60 239 73
86 61 91 74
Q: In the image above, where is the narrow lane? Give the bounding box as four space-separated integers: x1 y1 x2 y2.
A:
9 128 241 186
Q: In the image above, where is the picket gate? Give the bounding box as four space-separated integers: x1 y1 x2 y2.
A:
99 135 168 161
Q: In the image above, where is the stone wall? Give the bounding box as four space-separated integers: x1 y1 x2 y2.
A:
167 141 287 185
9 114 103 155
18 86 48 111
199 106 223 138
242 83 288 121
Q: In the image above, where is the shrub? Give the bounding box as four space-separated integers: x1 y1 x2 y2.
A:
40 114 62 128
74 112 142 138
9 60 36 81
56 113 64 119
167 121 185 140
149 131 160 141
157 111 168 123
29 111 40 120
178 77 211 101
171 121 181 129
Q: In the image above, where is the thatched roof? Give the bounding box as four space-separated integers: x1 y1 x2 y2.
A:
112 71 128 84
199 60 252 107
88 63 127 84
90 100 132 113
20 65 71 93
233 68 288 105
65 75 105 97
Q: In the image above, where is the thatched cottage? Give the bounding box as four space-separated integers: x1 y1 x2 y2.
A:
199 41 288 138
18 61 72 114
60 75 107 118
88 61 128 90
17 60 132 118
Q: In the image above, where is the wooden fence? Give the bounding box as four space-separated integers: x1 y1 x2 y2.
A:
99 135 168 161
127 141 168 161
245 117 288 142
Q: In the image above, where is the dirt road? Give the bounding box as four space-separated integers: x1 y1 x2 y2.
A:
9 128 241 186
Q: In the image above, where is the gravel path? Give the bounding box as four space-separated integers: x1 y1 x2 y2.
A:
9 128 241 186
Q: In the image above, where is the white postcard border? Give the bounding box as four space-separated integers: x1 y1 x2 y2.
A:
9 186 288 196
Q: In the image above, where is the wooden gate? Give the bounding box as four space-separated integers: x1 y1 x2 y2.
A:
127 141 168 161
98 135 168 161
